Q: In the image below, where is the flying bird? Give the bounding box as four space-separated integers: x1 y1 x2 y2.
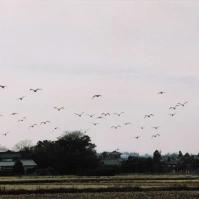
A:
177 102 188 107
92 95 102 99
134 136 142 139
74 112 84 117
92 123 99 126
0 85 7 89
144 114 154 118
54 107 64 111
29 124 37 129
169 105 179 110
2 131 9 136
151 134 160 138
138 127 144 129
124 122 131 126
40 121 51 125
30 88 42 92
111 125 121 129
18 119 24 122
87 114 95 117
101 113 110 116
158 91 166 94
96 116 105 119
10 113 18 116
52 127 59 132
83 129 90 133
152 126 160 129
114 112 124 116
87 114 95 118
17 96 25 100
168 113 177 116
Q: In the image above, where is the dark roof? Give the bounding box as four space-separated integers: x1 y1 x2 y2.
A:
0 152 21 159
109 151 122 155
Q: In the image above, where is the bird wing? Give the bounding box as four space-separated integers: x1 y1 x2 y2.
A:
92 95 96 99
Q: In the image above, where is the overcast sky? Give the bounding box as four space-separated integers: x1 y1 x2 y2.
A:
0 1 199 155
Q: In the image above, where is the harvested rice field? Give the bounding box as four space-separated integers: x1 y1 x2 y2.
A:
0 175 198 198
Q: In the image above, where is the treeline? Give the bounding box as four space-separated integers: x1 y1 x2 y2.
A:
11 131 199 175
17 131 99 175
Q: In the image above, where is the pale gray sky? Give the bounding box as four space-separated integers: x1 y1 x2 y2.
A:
0 1 199 155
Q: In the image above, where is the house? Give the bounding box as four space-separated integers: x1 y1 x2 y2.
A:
100 151 123 166
0 151 37 175
0 159 37 175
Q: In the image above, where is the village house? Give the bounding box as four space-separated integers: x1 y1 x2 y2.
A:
100 151 123 166
0 151 37 175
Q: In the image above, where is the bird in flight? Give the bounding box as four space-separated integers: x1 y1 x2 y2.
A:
144 114 154 118
87 114 95 118
0 115 3 117
114 112 124 116
0 85 7 89
54 107 64 111
151 134 160 138
152 126 160 129
40 121 51 125
29 124 37 129
92 123 99 126
111 125 121 129
124 122 131 126
92 95 102 99
169 105 179 110
158 91 166 94
30 88 42 92
96 116 105 119
134 136 142 139
52 127 59 132
101 113 110 116
18 119 24 122
74 112 84 117
17 96 25 100
168 113 177 116
83 129 90 133
138 126 144 129
11 113 18 116
2 131 9 136
177 102 188 107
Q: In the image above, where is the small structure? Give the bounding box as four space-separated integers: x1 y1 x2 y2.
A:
0 151 37 175
100 151 123 166
0 159 37 175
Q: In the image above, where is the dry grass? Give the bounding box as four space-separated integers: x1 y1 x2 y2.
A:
0 191 199 199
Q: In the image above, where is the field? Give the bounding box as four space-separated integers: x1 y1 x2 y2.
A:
0 174 198 198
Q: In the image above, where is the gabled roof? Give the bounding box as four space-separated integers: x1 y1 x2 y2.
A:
20 160 37 166
0 159 37 167
0 162 14 167
109 151 122 155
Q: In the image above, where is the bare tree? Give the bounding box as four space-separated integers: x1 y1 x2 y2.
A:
12 139 33 152
0 144 8 152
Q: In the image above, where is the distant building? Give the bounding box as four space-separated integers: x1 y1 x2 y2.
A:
0 151 37 175
100 151 123 166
